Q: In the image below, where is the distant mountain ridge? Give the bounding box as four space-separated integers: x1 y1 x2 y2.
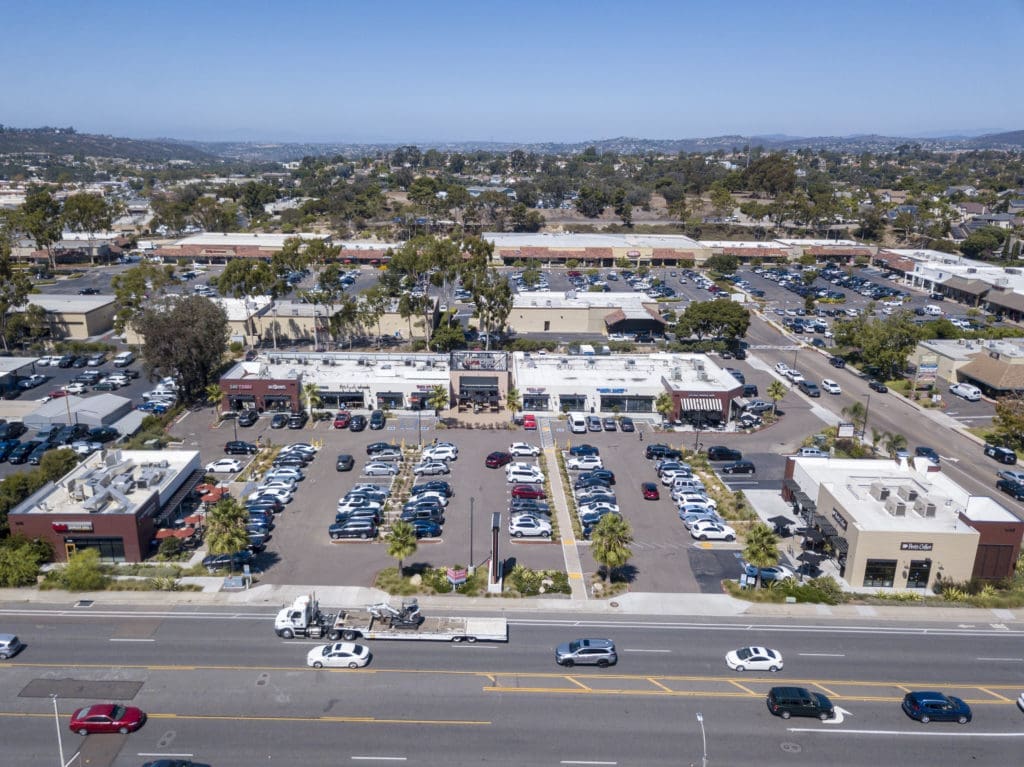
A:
1 125 1022 164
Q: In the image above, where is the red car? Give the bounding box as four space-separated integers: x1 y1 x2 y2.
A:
511 484 546 499
333 412 351 429
69 703 147 735
522 414 537 430
486 451 513 468
642 482 660 500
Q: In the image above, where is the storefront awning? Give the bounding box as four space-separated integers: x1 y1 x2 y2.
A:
680 397 720 411
460 376 498 390
831 537 849 554
732 396 750 409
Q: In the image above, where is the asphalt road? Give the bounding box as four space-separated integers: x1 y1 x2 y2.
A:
0 605 1022 766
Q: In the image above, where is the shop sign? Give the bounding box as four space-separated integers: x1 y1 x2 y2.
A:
526 387 546 394
446 567 468 586
267 385 288 391
229 384 253 390
52 521 94 533
831 509 848 531
597 388 626 394
900 542 933 551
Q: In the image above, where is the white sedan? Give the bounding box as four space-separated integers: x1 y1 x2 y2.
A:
508 514 552 538
821 379 842 395
725 646 784 673
690 519 737 541
413 461 451 476
206 458 243 473
62 382 88 395
307 642 371 669
363 462 400 476
510 442 541 457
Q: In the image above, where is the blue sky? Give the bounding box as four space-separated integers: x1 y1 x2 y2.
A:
4 0 1023 143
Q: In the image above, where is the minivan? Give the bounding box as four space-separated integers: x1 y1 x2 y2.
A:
923 304 943 316
766 686 834 720
568 412 588 434
112 351 135 367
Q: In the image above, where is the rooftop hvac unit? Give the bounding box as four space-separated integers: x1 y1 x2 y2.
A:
896 485 918 502
545 300 552 307
405 358 414 366
884 496 907 517
271 356 280 364
625 359 636 367
869 481 890 501
358 358 367 366
914 497 937 517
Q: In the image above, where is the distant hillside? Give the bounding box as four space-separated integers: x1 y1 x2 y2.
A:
0 127 219 162
969 129 1024 148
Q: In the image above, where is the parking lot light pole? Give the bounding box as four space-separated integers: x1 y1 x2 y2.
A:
696 712 708 767
469 497 475 572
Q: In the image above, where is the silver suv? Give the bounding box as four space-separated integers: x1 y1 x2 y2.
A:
0 633 24 659
555 638 617 668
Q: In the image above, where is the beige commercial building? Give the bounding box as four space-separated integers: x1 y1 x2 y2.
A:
509 291 666 337
17 295 118 340
784 457 1022 589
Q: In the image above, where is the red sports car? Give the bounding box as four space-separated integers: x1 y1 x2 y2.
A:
641 482 660 500
511 484 546 499
333 412 351 429
486 451 513 468
69 703 147 735
522 414 537 430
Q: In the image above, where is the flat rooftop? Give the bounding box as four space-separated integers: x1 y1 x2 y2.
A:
13 449 200 518
230 352 452 388
21 295 115 313
485 232 702 249
511 351 737 392
171 232 330 248
513 290 661 322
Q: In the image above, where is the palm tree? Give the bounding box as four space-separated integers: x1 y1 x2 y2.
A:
204 499 250 563
767 380 787 415
590 514 634 583
742 522 780 588
655 392 674 425
841 400 867 435
387 520 418 576
204 383 224 419
302 383 321 421
870 427 884 456
883 431 908 459
427 384 449 416
505 386 522 423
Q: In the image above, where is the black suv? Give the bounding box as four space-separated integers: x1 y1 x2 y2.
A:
349 414 367 431
645 444 682 460
766 686 834 720
202 551 255 572
369 410 386 430
707 446 742 462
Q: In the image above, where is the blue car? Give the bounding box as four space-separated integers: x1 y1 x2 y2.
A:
901 691 972 724
0 439 20 462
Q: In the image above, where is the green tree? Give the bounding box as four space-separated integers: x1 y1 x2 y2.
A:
191 196 236 232
463 266 512 351
575 186 607 218
20 188 63 270
0 535 52 587
742 523 779 588
387 520 418 576
883 431 908 458
205 384 225 417
61 192 112 233
427 384 449 416
960 227 1007 260
613 189 633 227
991 398 1024 451
39 449 79 480
506 386 523 423
674 299 750 342
110 262 176 334
841 400 867 435
0 216 32 352
590 514 633 583
704 254 738 275
134 295 230 404
216 258 285 300
709 183 734 218
204 498 250 559
655 392 674 424
60 548 109 591
767 379 787 415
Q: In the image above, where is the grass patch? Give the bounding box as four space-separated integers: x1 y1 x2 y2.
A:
724 575 846 605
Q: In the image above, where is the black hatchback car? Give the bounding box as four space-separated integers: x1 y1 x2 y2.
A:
707 446 742 461
867 379 888 393
369 410 386 430
270 413 289 429
722 460 756 475
225 440 259 455
335 454 355 472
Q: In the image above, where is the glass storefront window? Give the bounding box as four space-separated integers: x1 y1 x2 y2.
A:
523 395 549 410
599 396 654 413
863 558 897 587
559 395 587 411
66 537 126 564
907 559 932 589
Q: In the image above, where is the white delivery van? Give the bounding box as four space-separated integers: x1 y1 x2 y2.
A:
568 412 588 434
113 351 135 367
923 304 943 316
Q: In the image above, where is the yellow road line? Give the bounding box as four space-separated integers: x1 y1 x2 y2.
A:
897 685 912 693
480 688 1015 705
565 676 591 690
979 687 1013 703
729 680 759 696
814 682 839 697
647 677 673 693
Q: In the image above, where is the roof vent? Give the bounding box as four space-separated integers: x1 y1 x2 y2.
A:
914 497 937 517
884 496 907 516
897 485 918 502
869 481 890 501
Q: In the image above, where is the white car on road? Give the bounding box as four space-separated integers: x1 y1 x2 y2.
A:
206 458 243 473
690 520 736 541
725 646 784 673
307 642 371 669
774 362 790 375
821 379 842 395
509 442 541 457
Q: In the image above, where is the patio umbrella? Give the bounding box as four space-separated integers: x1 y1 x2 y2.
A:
172 527 196 539
797 551 824 564
184 514 205 526
154 528 178 540
802 527 825 542
768 515 795 528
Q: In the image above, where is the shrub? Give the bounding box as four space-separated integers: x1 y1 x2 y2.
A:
57 549 110 591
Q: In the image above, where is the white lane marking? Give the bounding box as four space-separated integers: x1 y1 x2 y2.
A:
823 706 852 724
976 657 1024 662
788 728 1024 737
351 758 407 762
561 762 618 765
448 644 498 649
799 652 846 657
109 638 155 642
623 648 672 653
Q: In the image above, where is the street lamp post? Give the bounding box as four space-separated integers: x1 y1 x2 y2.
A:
862 393 872 439
469 496 475 573
417 407 422 446
696 712 708 767
52 694 65 767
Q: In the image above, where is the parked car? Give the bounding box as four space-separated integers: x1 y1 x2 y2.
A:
577 469 615 486
349 414 367 431
567 455 603 471
369 410 386 429
867 379 888 393
486 451 513 468
726 646 784 673
328 519 378 540
333 412 351 429
206 458 242 473
743 563 796 583
901 691 972 724
410 519 443 539
511 484 545 499
335 454 355 472
645 444 682 460
522 414 537 430
690 520 736 541
949 383 982 402
721 460 756 475
568 444 600 457
69 703 147 735
202 551 254 572
364 462 400 476
509 442 540 457
237 409 259 427
413 461 450 476
996 478 1024 501
224 440 258 455
509 514 552 538
766 687 834 720
618 416 635 432
555 638 617 667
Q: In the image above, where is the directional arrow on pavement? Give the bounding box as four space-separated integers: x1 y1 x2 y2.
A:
825 706 852 724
